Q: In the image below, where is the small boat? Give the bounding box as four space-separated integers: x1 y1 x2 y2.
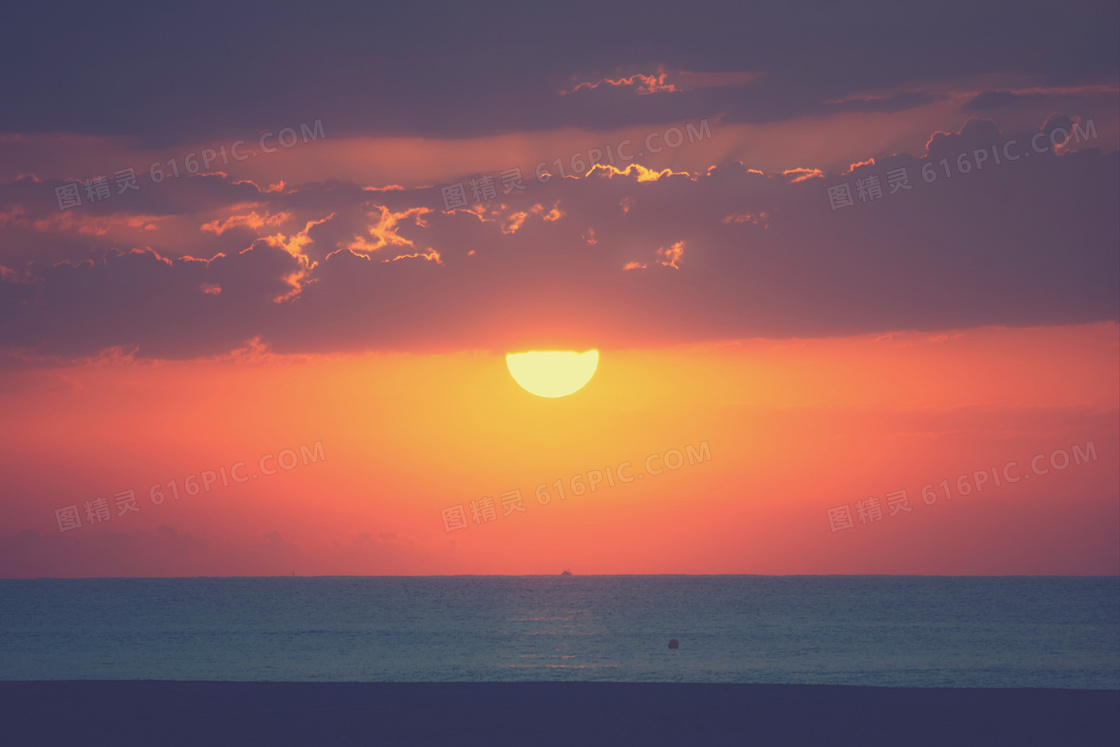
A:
561 570 572 576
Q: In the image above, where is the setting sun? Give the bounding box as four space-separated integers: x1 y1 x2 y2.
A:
505 350 600 398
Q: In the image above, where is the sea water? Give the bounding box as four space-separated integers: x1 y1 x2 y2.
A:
1 576 1116 688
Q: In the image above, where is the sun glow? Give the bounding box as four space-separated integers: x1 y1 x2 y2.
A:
505 350 600 398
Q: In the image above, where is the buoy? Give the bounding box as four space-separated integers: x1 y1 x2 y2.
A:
668 639 679 649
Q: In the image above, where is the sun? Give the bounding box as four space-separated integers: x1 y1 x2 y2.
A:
506 350 599 398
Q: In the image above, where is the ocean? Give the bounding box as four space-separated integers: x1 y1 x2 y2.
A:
1 576 1116 688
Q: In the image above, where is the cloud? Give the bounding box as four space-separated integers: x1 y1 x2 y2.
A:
824 90 946 114
1 1 1115 143
200 210 291 236
561 67 762 96
962 84 1119 112
0 117 1116 360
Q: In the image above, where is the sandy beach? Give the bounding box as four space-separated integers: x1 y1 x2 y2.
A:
1 681 1116 746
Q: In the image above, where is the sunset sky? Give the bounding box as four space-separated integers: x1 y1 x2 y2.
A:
1 0 1117 577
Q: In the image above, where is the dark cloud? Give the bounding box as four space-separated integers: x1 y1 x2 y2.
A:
2 244 303 358
1 1 1115 143
962 88 1117 112
963 91 1048 111
823 91 946 115
1 118 1115 360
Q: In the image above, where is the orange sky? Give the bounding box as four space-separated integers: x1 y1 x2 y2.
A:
2 3 1118 583
1 322 1115 576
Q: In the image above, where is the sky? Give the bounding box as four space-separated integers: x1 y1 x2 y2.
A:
0 0 1117 576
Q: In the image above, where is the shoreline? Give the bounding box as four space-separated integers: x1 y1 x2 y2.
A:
2 681 1116 746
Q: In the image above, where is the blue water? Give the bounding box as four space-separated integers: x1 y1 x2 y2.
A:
0 576 1116 688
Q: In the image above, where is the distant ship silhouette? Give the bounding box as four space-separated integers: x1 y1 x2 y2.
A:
561 570 572 576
